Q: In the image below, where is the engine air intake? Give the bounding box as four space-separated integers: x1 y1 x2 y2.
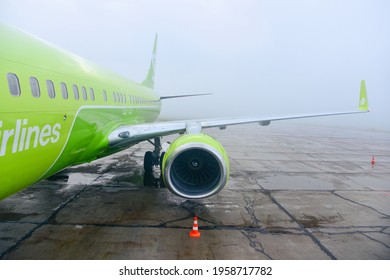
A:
162 134 229 199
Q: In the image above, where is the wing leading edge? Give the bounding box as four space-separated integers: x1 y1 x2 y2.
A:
108 80 369 147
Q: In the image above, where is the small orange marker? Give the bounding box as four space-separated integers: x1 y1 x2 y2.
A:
371 156 375 166
189 216 201 238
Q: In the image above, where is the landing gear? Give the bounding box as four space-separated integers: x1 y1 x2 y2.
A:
143 151 154 172
143 137 164 172
143 137 166 188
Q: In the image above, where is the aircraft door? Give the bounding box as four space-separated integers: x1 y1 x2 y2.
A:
128 93 133 115
122 93 127 115
118 90 128 116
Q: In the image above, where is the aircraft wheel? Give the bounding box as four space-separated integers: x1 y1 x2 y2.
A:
144 151 153 172
159 152 165 171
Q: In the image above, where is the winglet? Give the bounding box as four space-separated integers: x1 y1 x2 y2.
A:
359 80 369 111
142 33 158 89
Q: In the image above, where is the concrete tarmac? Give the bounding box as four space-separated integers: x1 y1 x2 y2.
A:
0 123 389 260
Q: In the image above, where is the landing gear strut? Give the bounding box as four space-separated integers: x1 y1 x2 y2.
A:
143 137 166 188
144 137 164 172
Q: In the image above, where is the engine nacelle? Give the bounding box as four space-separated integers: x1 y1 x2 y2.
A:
162 134 230 199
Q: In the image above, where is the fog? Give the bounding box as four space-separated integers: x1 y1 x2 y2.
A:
2 0 389 131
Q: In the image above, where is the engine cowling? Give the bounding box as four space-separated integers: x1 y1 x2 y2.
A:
162 133 230 199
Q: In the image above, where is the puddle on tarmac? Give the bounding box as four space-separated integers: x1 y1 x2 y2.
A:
297 214 344 228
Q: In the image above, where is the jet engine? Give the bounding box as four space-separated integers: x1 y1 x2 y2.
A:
162 134 230 199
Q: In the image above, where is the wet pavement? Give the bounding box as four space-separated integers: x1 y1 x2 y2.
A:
0 123 389 259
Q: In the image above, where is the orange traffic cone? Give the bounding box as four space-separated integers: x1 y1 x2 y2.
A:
189 216 201 238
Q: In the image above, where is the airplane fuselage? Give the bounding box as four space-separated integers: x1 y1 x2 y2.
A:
0 23 161 199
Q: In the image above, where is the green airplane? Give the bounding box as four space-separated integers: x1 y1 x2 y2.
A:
0 22 369 200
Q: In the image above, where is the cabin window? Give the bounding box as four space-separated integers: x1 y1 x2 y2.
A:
7 73 21 96
102 90 107 102
73 84 79 100
113 92 116 103
60 82 68 99
89 87 95 101
29 77 40 98
81 86 87 100
46 80 55 99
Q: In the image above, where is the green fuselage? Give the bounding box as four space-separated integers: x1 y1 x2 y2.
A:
0 23 161 199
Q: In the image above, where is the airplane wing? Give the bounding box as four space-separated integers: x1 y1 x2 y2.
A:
160 93 213 99
108 80 369 148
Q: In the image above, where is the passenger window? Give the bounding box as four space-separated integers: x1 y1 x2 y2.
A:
113 92 117 103
46 80 55 99
60 82 68 99
73 84 79 100
81 86 87 100
7 73 21 96
89 87 95 101
29 77 40 98
103 90 107 102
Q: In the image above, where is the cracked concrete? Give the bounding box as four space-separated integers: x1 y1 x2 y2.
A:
0 123 389 259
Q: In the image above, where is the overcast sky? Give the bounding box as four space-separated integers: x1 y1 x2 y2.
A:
1 0 389 131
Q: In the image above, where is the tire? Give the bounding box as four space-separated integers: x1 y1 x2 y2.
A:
144 151 153 172
159 152 165 171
